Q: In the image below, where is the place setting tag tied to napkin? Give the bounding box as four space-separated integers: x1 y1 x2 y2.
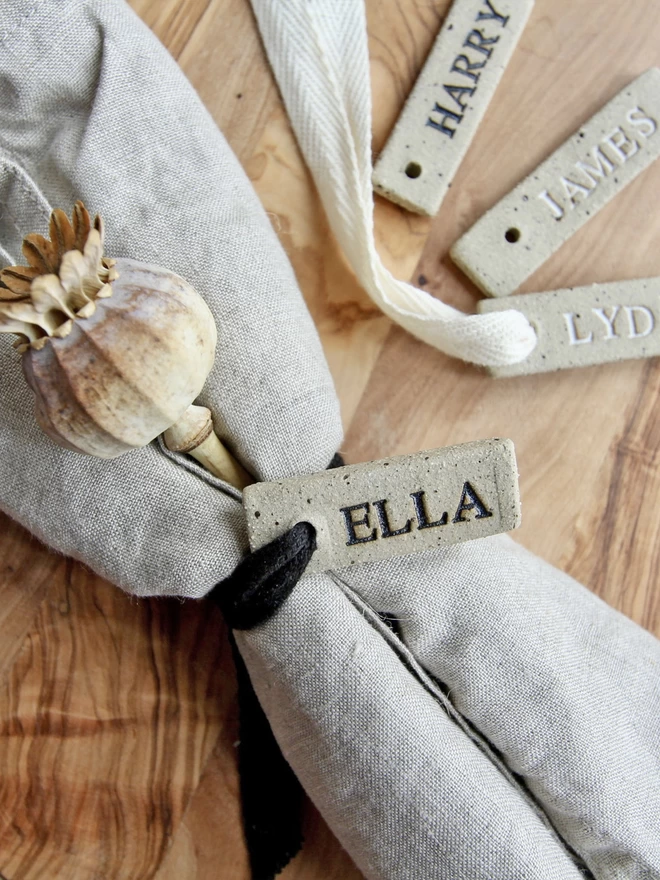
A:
244 439 521 573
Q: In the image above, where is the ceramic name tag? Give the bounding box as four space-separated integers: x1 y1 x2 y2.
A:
372 0 534 217
478 278 660 376
243 439 520 574
451 68 660 297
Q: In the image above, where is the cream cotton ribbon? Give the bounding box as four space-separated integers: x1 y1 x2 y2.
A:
249 0 537 367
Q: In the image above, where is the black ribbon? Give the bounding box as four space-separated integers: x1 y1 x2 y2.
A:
218 521 317 630
210 453 344 880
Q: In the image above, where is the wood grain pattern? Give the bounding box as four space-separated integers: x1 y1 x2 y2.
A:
0 569 231 879
0 521 57 689
1 0 660 877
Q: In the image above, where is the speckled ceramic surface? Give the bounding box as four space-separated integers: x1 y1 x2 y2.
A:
452 68 660 296
372 0 534 217
478 277 660 376
243 439 521 572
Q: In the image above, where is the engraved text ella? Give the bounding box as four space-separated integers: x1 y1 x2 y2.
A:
340 481 493 546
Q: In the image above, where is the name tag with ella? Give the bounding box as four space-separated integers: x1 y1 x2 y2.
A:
243 439 521 574
478 278 660 376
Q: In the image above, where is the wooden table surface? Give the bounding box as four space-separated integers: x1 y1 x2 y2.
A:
1 0 660 877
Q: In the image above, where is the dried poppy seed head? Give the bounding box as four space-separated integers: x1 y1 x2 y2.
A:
0 201 252 488
0 202 118 351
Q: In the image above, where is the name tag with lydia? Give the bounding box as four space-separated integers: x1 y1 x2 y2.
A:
243 439 521 573
372 0 534 217
451 68 660 297
478 278 660 376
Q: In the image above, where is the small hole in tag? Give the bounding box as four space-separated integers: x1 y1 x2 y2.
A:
405 162 422 179
505 227 521 243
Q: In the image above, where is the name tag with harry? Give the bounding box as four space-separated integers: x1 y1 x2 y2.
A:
243 439 520 573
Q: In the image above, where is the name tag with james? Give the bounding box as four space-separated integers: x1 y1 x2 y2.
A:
243 439 521 574
478 278 660 376
372 0 534 217
451 68 660 297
